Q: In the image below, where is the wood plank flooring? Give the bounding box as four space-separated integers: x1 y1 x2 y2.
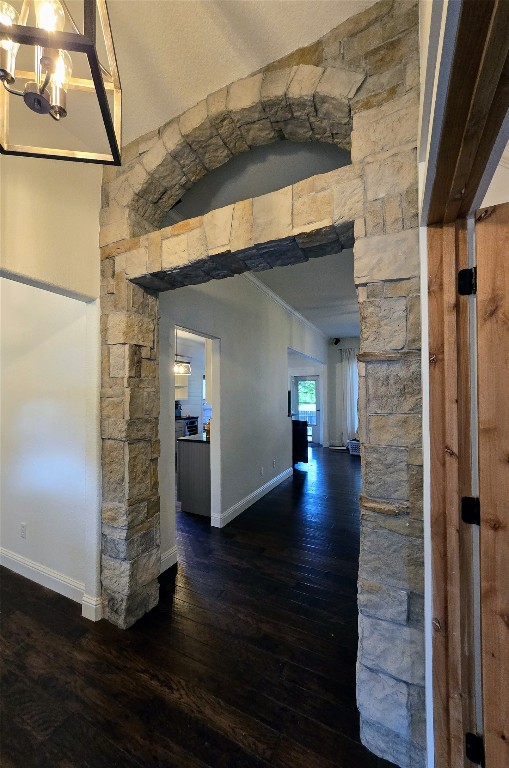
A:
1 447 395 768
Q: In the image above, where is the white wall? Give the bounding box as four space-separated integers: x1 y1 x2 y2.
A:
0 152 102 616
0 278 101 618
0 156 102 300
482 159 509 207
159 273 327 551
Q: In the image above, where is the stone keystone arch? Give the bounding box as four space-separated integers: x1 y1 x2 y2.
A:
99 3 424 766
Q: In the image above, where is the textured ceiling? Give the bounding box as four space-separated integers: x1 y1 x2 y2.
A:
108 0 377 144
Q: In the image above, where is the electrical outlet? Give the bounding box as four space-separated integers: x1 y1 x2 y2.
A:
20 523 27 539
260 466 264 476
272 459 276 469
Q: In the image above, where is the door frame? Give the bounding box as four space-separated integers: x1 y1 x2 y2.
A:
424 2 509 765
160 322 222 543
291 374 322 444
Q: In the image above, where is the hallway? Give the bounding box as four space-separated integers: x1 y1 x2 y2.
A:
1 448 394 768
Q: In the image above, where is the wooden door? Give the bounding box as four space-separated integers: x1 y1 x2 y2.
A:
476 202 509 767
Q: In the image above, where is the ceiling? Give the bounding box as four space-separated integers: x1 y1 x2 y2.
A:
255 249 360 338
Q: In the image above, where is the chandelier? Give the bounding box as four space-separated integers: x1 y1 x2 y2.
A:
0 0 121 163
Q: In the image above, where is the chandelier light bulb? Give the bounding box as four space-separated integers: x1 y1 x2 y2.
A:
0 2 18 83
50 48 71 119
53 48 71 86
0 1 17 38
35 0 65 32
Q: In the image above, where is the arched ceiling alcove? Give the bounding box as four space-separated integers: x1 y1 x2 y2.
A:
163 141 351 226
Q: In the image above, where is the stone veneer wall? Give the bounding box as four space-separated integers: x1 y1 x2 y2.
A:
98 2 424 766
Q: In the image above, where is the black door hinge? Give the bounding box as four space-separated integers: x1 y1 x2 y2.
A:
458 267 477 295
461 497 480 526
465 732 485 766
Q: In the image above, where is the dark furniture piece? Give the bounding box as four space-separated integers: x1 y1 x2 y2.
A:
292 419 308 465
184 417 199 436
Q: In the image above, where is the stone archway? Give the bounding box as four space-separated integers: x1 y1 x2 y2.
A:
99 4 423 766
100 62 364 245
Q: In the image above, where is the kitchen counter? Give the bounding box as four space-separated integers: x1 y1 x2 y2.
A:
177 436 210 516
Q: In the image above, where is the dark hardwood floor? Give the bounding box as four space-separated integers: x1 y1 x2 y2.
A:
0 447 395 768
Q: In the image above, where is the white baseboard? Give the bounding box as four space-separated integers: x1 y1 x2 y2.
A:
0 547 85 603
0 545 180 620
211 467 293 528
81 593 103 621
160 545 178 574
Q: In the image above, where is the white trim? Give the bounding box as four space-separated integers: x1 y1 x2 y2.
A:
81 593 103 621
160 545 178 574
243 273 327 339
211 467 292 528
0 548 85 603
0 268 96 303
418 217 434 768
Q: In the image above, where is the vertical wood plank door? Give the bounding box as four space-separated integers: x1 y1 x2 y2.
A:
476 202 509 767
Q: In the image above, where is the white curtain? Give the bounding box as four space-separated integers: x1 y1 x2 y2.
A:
335 346 359 445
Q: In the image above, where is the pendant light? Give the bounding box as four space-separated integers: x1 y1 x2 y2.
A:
174 330 191 376
0 0 121 164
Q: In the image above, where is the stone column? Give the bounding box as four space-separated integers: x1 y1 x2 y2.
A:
100 237 161 629
351 21 425 768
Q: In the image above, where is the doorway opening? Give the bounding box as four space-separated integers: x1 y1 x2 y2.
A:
174 328 208 521
288 350 325 447
295 377 319 443
166 326 221 543
174 328 209 443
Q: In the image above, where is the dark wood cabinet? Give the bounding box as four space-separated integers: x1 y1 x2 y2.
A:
292 420 308 465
